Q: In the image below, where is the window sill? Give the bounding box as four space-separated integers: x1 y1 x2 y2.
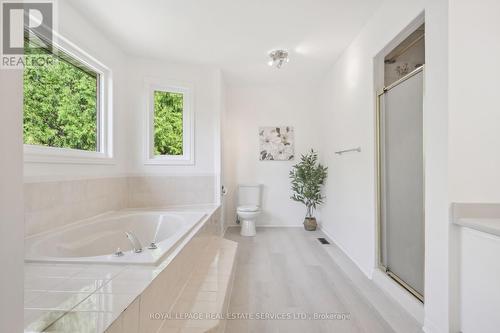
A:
144 155 194 166
24 145 115 165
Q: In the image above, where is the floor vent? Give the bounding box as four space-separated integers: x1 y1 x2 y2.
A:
318 238 330 245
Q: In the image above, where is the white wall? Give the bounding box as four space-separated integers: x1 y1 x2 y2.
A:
125 58 222 178
224 81 322 227
448 2 500 332
448 0 500 203
318 0 449 332
0 67 24 332
24 1 129 181
220 78 230 228
421 2 449 331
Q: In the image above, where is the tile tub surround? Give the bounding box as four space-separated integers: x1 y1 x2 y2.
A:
156 239 237 333
25 178 128 237
24 205 234 333
24 175 217 237
127 175 216 208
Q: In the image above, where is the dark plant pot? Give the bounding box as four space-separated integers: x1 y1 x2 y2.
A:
304 217 317 231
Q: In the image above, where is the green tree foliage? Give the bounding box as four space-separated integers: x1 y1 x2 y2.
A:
23 45 98 151
154 91 183 156
290 150 328 218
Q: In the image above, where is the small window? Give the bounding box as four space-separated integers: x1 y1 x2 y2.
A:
23 33 112 164
145 81 194 165
153 91 184 156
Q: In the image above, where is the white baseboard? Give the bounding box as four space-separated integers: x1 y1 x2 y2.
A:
422 318 443 333
257 225 302 228
226 224 303 228
319 226 373 279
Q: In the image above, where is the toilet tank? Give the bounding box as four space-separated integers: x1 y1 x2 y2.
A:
238 184 261 207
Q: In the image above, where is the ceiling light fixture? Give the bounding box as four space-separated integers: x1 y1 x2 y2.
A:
268 49 289 69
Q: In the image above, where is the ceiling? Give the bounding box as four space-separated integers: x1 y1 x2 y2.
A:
66 0 383 84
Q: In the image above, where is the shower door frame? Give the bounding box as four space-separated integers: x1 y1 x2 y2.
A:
375 65 425 303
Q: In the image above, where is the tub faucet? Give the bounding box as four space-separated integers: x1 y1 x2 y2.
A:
125 231 143 253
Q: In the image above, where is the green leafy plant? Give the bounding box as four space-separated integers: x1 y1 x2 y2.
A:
290 150 328 218
153 91 184 156
23 44 98 151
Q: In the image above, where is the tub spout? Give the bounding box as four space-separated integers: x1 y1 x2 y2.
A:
125 231 143 253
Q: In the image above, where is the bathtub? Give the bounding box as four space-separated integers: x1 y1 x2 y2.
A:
25 210 207 265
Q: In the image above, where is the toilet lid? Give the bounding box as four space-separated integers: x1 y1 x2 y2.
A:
237 205 259 212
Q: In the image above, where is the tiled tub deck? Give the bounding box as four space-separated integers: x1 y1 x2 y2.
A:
24 205 238 333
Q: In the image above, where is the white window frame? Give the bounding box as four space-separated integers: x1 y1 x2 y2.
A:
144 79 195 165
23 31 114 165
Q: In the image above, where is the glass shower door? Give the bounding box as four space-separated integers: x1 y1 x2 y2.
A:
378 67 425 300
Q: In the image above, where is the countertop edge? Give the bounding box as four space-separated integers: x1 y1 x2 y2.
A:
453 218 500 238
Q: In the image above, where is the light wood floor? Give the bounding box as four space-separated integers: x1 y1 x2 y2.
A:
224 227 396 333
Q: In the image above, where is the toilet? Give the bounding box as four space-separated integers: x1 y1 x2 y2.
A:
237 184 261 237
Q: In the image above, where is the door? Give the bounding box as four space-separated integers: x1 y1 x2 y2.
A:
378 67 425 300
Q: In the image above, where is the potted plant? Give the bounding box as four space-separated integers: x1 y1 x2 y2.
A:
289 150 328 231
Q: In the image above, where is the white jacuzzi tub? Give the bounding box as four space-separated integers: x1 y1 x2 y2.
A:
25 210 207 265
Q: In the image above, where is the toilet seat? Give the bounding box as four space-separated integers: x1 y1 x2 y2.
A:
237 205 259 212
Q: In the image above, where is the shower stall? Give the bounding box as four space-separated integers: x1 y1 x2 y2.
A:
376 66 425 301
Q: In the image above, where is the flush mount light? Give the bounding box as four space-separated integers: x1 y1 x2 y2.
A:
268 49 289 69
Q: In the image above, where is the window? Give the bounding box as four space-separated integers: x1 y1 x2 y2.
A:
23 33 112 164
145 81 194 165
154 91 184 156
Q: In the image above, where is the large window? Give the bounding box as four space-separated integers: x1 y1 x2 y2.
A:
24 40 99 151
23 34 112 164
145 82 193 165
